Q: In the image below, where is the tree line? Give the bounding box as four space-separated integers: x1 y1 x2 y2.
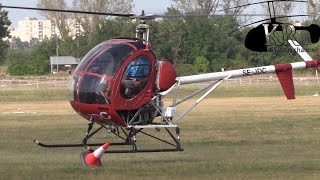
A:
1 0 320 76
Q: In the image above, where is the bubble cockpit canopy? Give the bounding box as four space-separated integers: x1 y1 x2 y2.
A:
68 39 146 104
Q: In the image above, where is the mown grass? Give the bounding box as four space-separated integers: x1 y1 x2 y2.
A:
0 83 319 102
0 84 320 179
0 86 69 102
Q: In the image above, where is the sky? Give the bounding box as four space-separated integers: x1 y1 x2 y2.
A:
0 0 309 28
0 0 173 28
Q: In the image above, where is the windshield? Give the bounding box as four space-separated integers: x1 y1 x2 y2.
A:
75 42 136 76
69 39 145 104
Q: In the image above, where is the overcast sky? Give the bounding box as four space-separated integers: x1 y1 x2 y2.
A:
1 0 173 28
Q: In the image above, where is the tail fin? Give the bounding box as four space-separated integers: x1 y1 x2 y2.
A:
276 71 295 100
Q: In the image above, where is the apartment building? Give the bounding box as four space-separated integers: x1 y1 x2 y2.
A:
9 17 83 43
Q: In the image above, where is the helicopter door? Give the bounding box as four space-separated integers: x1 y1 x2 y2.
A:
112 53 156 109
120 55 151 99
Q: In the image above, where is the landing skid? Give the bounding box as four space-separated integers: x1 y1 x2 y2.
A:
34 123 183 153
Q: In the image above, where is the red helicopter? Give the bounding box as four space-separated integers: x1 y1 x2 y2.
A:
2 3 319 167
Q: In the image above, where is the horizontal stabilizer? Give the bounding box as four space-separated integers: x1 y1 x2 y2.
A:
276 71 295 100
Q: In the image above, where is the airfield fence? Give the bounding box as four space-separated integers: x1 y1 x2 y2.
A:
0 76 319 89
0 79 68 88
223 76 319 86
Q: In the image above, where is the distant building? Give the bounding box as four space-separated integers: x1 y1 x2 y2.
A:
50 56 80 73
9 17 84 43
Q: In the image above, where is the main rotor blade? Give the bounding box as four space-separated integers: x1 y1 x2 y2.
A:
152 14 274 18
218 0 307 13
0 5 273 18
1 5 314 20
241 14 311 27
0 5 134 17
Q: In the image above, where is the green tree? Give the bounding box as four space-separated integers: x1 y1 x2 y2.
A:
6 49 32 75
182 16 242 71
7 62 32 76
5 49 31 64
152 8 186 65
29 38 56 75
175 63 198 76
0 4 11 65
7 38 55 75
10 37 31 50
29 56 50 75
194 56 209 73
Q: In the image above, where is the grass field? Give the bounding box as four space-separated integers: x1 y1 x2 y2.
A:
1 84 320 179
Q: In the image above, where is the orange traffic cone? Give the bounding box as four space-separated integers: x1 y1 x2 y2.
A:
80 141 110 167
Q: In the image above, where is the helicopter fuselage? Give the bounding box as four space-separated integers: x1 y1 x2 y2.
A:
68 38 177 127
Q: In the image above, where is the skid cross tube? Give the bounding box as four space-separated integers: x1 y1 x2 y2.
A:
104 126 183 153
139 129 176 147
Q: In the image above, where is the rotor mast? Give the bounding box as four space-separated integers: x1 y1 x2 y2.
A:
135 10 150 42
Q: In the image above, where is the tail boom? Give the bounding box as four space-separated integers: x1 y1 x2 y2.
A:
176 60 319 99
176 60 319 85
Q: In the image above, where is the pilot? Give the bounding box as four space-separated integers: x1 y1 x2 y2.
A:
123 56 150 98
